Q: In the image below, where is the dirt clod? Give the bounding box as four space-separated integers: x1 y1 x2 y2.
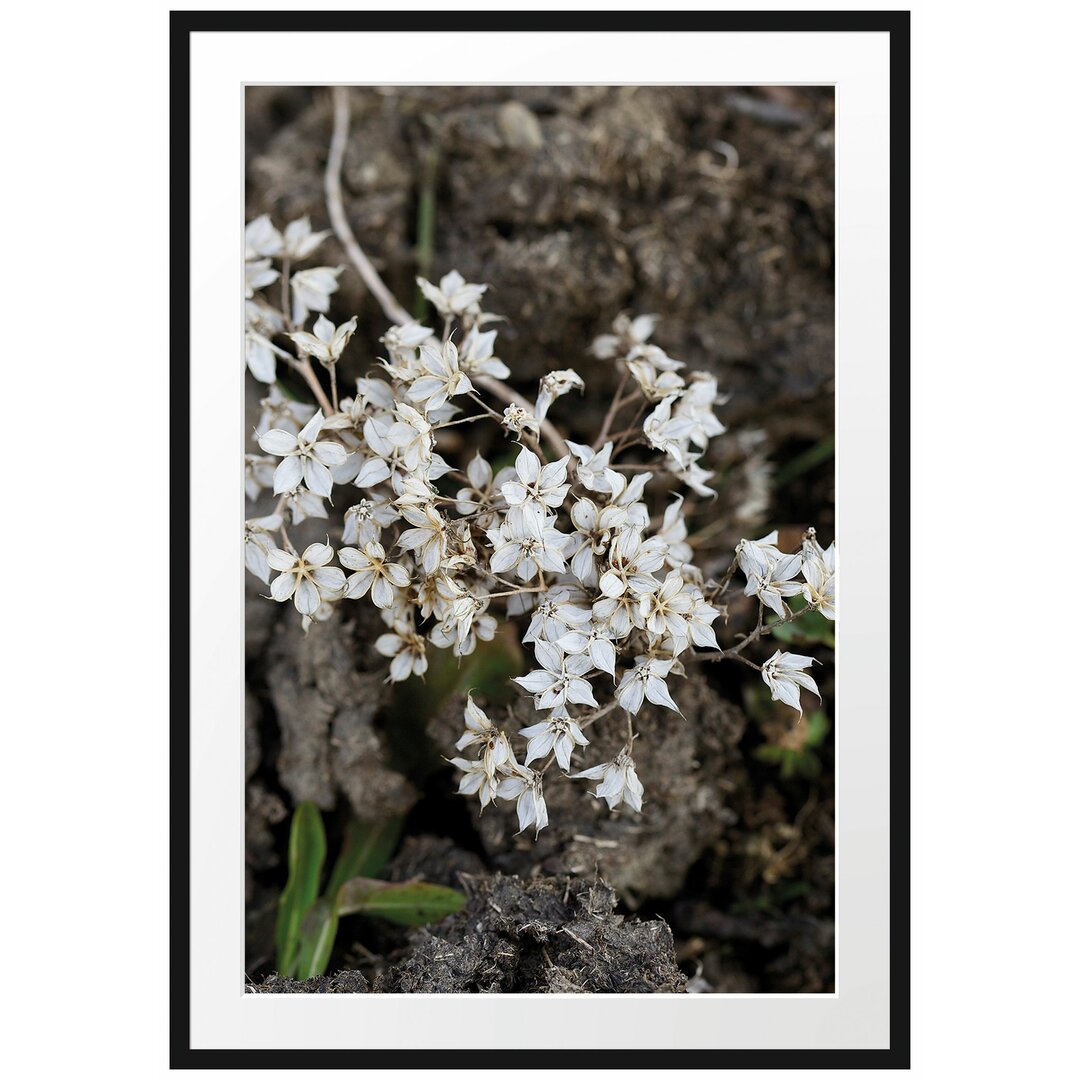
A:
376 873 686 993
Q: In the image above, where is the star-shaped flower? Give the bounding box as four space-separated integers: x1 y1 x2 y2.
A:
417 269 487 317
761 650 821 714
257 409 349 498
575 749 644 812
266 542 346 616
338 541 411 609
518 714 589 772
290 314 357 367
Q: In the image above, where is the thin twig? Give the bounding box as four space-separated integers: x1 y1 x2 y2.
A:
280 256 292 329
297 358 333 415
594 368 631 449
697 604 806 663
326 87 412 326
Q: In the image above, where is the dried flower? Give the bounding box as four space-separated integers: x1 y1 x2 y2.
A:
290 314 357 366
761 650 821 714
257 409 349 498
575 749 644 812
518 714 589 771
266 542 346 616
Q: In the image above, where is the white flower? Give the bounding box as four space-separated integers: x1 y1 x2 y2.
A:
381 320 434 355
501 402 540 436
417 269 487 317
455 452 506 526
674 373 727 447
685 590 722 651
407 340 474 411
429 594 496 657
450 756 500 809
575 749 644 812
736 531 783 577
245 258 279 299
244 454 277 502
518 715 589 771
338 541 411 609
615 656 680 715
591 591 644 640
397 503 448 575
245 214 283 259
557 622 618 677
565 440 615 493
280 487 327 526
801 531 836 620
567 498 628 588
598 528 666 599
743 548 804 619
290 314 357 366
375 620 429 682
498 765 549 837
521 588 592 645
457 325 510 379
643 394 696 467
639 570 694 641
454 694 513 776
244 514 282 584
534 368 584 421
514 640 598 711
290 265 343 323
266 542 347 617
282 216 331 260
626 359 685 402
386 403 435 472
342 496 397 547
607 470 652 528
487 515 568 582
245 331 278 383
761 651 821 714
256 384 316 438
257 409 349 498
456 694 495 750
657 495 693 568
245 300 285 381
626 341 684 373
671 454 717 498
501 446 570 537
590 312 658 360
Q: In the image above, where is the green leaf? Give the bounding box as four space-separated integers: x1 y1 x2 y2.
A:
769 608 835 648
804 710 831 748
325 816 404 899
335 877 466 927
294 898 339 980
753 744 786 765
274 802 327 978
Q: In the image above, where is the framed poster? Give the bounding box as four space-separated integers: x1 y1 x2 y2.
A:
172 8 909 1068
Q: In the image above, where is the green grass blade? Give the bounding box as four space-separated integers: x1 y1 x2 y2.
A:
335 877 466 927
294 898 340 980
325 816 404 899
274 802 327 977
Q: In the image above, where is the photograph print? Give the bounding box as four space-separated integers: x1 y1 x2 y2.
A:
242 83 837 997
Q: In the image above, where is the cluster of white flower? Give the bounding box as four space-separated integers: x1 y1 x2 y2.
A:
244 215 835 839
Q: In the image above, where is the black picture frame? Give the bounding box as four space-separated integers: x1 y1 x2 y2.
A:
171 8 910 1069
